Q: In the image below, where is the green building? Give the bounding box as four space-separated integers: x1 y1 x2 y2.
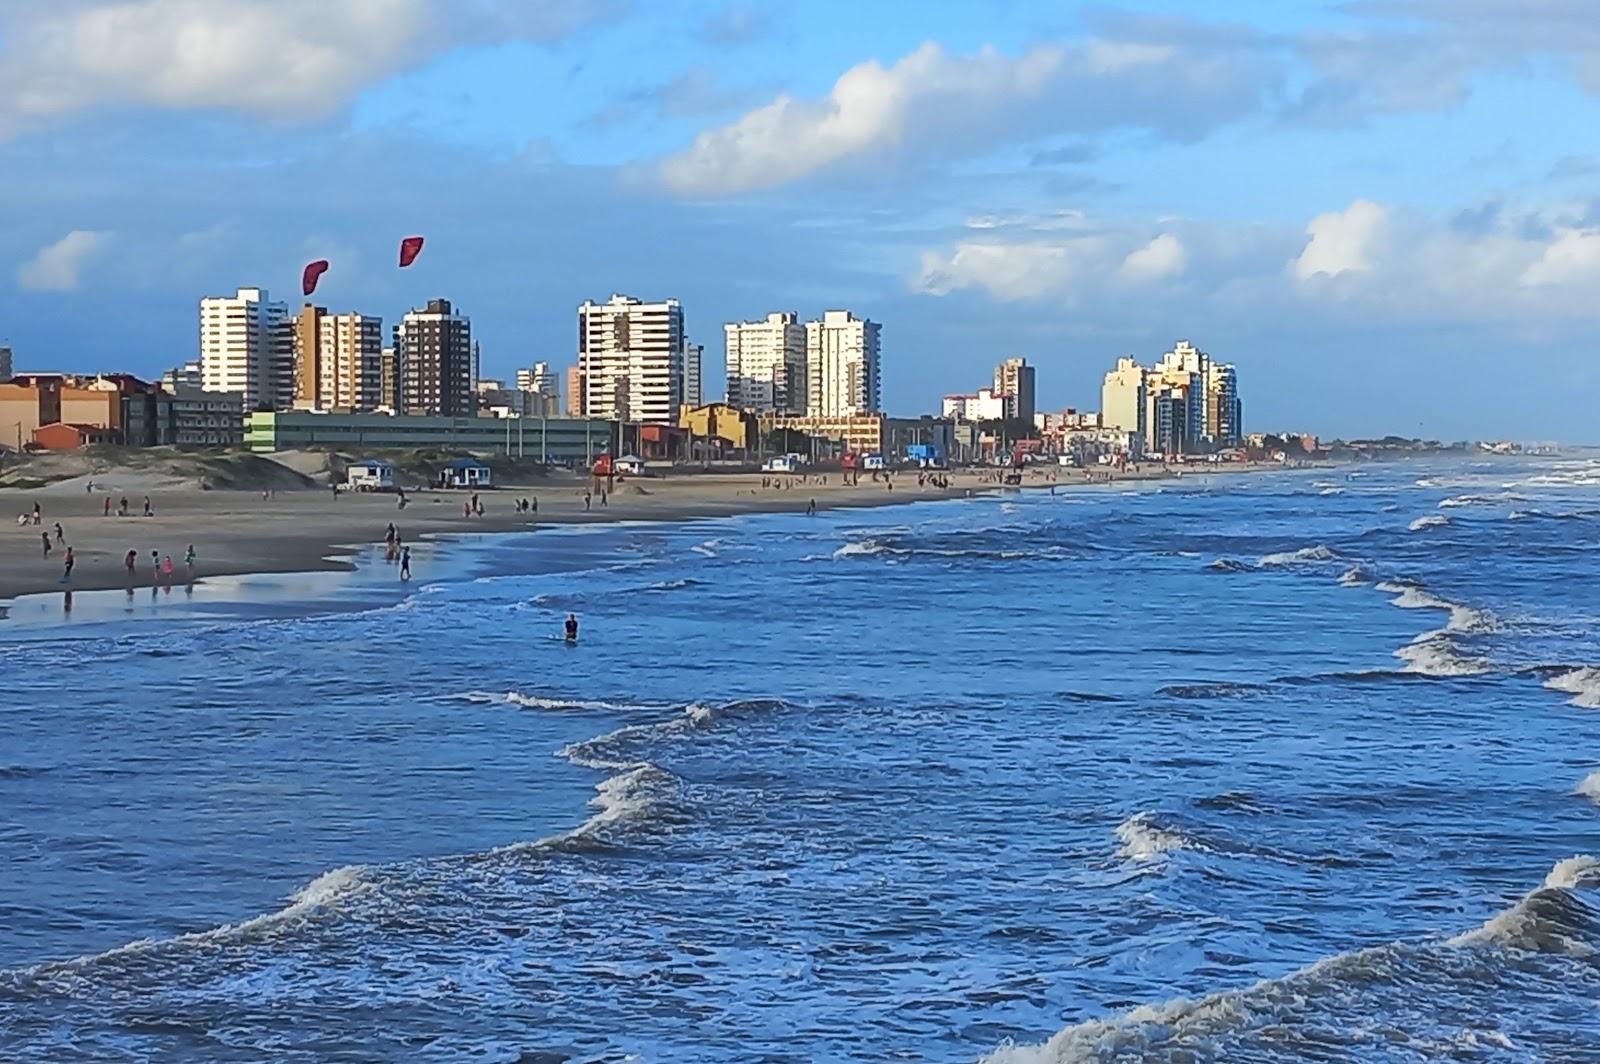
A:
246 411 616 463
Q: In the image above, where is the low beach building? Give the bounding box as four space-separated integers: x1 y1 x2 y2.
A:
245 410 616 463
33 422 117 449
438 458 492 489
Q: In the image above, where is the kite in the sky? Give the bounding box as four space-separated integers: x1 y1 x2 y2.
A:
399 236 425 268
302 259 330 296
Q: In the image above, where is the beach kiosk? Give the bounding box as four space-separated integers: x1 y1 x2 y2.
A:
438 458 492 489
615 454 646 476
346 458 396 492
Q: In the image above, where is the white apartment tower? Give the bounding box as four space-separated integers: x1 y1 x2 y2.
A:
725 312 807 413
199 287 292 411
1100 357 1146 439
577 294 695 422
993 357 1036 425
806 310 880 417
293 306 383 412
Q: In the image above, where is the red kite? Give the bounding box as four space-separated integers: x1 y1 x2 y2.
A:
398 236 425 268
302 259 330 296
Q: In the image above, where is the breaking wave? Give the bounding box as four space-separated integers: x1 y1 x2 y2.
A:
1374 581 1493 634
1114 812 1207 862
1339 565 1373 587
1258 545 1340 567
1575 772 1600 804
1544 667 1600 709
1374 581 1494 676
981 856 1600 1063
1409 514 1450 531
1439 492 1526 509
9 696 784 987
1207 558 1254 573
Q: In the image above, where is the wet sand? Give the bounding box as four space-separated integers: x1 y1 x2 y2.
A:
0 463 1287 605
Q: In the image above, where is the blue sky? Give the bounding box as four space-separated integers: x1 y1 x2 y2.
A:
1 0 1599 439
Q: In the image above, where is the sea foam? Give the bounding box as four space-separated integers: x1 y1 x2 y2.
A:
1544 668 1600 709
980 855 1600 1063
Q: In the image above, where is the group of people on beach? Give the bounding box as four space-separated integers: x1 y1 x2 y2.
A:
384 524 412 580
120 546 195 590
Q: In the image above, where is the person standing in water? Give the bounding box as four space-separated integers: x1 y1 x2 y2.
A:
400 546 411 581
564 612 579 642
185 544 196 579
150 550 160 585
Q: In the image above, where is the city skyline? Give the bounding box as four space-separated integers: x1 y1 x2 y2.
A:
2 2 1598 439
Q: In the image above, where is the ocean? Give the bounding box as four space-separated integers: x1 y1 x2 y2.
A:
2 455 1599 1062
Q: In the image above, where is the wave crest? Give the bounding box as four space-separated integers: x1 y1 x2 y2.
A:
1544 667 1600 709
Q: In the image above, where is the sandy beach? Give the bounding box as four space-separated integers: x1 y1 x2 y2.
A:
0 458 1291 605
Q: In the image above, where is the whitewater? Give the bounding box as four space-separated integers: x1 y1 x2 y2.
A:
3 453 1600 1061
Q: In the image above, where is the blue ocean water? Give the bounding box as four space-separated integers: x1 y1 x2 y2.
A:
3 455 1600 1062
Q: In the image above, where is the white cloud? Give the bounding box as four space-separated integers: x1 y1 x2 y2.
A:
1291 200 1387 280
916 240 1098 302
1121 234 1187 282
0 0 617 135
1521 227 1600 287
659 36 1274 195
17 229 113 291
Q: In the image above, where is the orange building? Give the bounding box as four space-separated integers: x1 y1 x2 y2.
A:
0 379 63 451
34 422 117 449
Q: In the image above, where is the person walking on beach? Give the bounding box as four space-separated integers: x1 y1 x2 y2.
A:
53 522 64 546
400 546 411 581
31 502 41 525
124 549 137 583
150 550 160 585
61 547 74 584
40 531 51 558
584 491 592 511
119 496 128 517
103 497 111 517
600 489 607 508
463 500 471 519
185 544 196 578
143 496 153 517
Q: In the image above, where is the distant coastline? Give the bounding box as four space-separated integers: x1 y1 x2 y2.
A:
0 457 1310 611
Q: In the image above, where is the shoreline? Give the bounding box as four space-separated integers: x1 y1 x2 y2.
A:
0 461 1316 615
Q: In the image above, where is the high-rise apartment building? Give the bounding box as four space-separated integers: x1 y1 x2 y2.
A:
1145 340 1208 451
0 345 11 383
393 298 473 416
564 365 584 417
199 286 292 411
380 347 398 410
1100 357 1146 440
684 340 702 409
1205 361 1242 448
725 312 807 413
993 357 1036 425
577 294 695 422
805 310 880 417
513 362 561 415
293 306 382 412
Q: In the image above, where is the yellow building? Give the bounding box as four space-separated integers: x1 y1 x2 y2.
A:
763 413 885 454
680 402 758 450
